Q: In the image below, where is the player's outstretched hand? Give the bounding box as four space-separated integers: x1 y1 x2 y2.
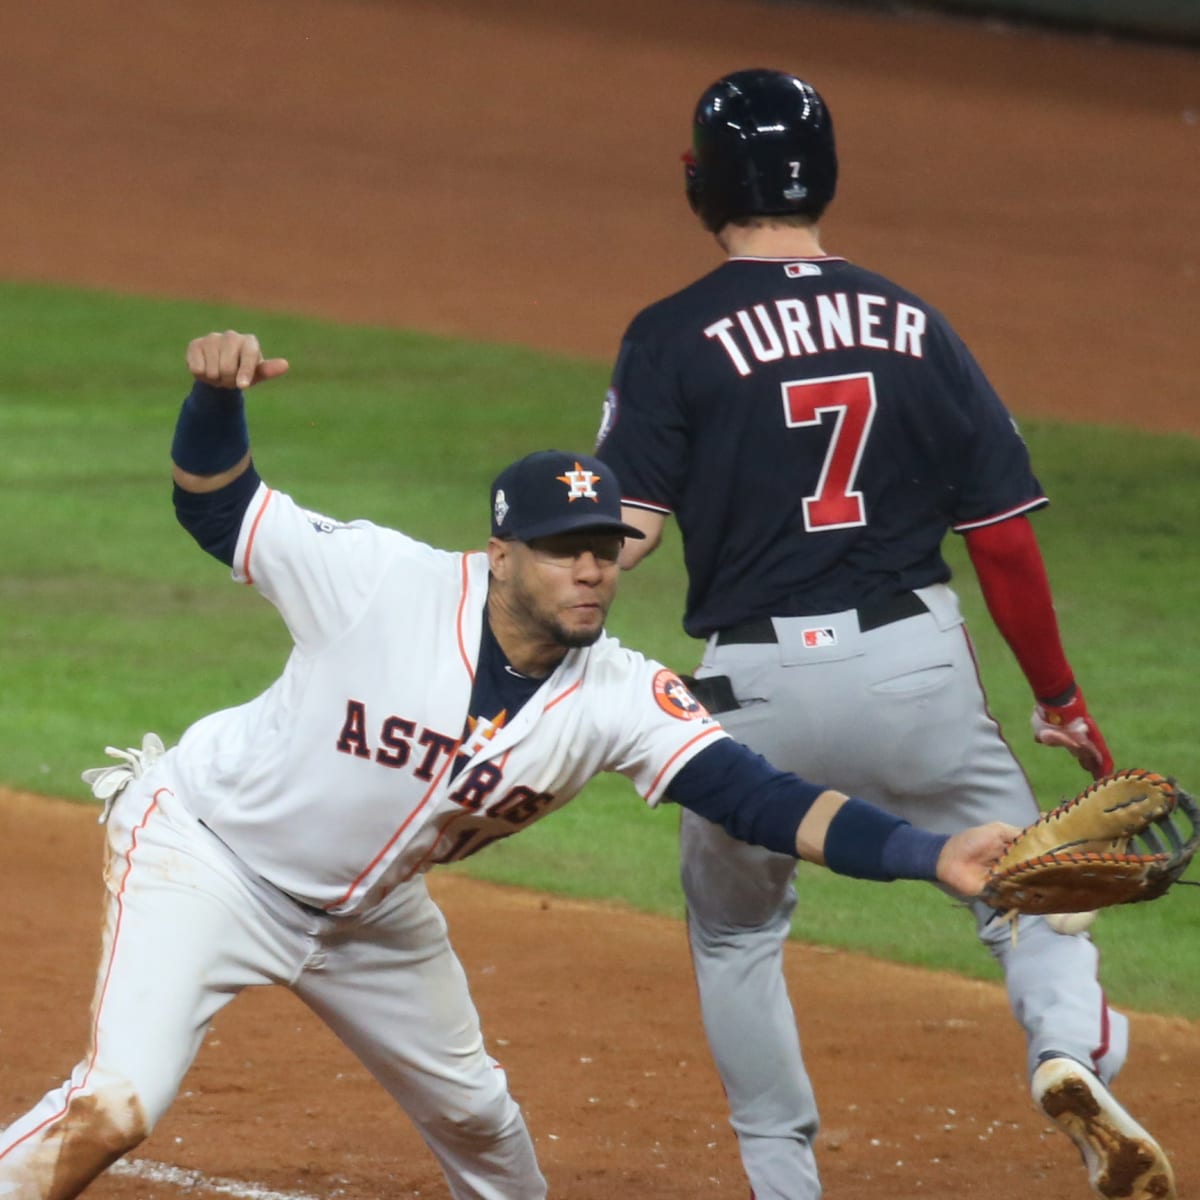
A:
936 821 1020 898
1031 686 1114 780
186 330 290 391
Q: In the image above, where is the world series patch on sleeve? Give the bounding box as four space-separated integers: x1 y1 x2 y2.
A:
980 769 1200 916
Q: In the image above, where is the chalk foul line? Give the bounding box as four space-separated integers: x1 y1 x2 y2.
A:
109 1157 336 1200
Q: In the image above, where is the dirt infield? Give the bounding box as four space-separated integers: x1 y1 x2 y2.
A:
2 1 1198 1197
4 789 1198 1200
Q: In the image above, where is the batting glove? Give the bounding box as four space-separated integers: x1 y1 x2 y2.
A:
82 731 166 824
1031 687 1114 780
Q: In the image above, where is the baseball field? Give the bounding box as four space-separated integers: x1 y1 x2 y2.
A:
2 1 1198 1197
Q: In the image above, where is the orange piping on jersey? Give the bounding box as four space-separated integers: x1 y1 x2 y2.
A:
240 487 276 586
544 679 582 712
645 727 725 802
406 808 471 878
456 552 481 682
331 742 462 910
0 791 164 1162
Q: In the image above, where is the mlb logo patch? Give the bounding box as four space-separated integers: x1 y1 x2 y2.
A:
802 627 837 648
785 262 823 278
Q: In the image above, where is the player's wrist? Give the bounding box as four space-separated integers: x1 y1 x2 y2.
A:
172 382 249 475
1034 684 1095 732
879 822 949 882
1035 680 1078 710
822 798 931 881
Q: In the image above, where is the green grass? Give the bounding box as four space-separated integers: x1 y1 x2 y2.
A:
3 280 1199 1017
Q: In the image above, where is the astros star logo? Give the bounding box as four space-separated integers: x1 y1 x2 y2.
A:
463 710 508 757
556 462 601 503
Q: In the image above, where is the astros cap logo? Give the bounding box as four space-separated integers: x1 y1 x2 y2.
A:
556 462 601 502
488 450 647 542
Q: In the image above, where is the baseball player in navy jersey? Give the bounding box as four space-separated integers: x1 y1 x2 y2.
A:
0 330 1018 1199
595 69 1175 1200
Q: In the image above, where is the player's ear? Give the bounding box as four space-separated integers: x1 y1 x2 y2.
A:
486 536 512 580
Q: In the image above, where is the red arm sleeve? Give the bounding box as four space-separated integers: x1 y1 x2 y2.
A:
962 516 1075 702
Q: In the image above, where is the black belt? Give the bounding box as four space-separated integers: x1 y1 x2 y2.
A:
200 820 331 919
715 592 929 645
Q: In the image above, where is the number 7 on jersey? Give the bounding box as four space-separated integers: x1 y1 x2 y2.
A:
782 372 877 531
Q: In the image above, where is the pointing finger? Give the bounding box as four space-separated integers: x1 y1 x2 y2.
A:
254 357 290 385
231 333 262 389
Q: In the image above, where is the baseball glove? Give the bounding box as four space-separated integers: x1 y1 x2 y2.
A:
980 769 1200 915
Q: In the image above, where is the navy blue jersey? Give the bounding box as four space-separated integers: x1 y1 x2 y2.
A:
595 256 1046 637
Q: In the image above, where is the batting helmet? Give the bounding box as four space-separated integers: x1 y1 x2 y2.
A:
685 68 837 233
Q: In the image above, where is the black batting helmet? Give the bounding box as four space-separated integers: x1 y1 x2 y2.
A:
685 68 837 233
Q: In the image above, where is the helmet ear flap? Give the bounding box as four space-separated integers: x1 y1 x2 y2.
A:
681 149 708 226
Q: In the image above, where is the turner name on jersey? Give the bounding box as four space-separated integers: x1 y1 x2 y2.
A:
705 288 928 377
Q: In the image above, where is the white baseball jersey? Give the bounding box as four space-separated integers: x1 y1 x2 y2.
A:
173 482 728 915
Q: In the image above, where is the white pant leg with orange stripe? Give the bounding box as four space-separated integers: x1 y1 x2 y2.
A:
0 761 544 1200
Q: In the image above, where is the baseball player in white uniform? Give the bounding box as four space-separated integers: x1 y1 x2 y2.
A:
0 331 1016 1200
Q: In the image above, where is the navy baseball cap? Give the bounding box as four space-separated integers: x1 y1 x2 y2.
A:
490 450 646 542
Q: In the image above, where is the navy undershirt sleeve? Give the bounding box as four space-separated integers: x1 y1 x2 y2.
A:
824 798 947 882
170 379 260 564
664 739 822 855
665 740 949 881
171 381 249 475
879 821 948 882
172 466 261 565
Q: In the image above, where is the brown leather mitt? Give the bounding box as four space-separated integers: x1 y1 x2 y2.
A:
980 769 1199 915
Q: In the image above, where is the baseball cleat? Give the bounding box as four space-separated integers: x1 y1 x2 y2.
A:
1033 1056 1175 1199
